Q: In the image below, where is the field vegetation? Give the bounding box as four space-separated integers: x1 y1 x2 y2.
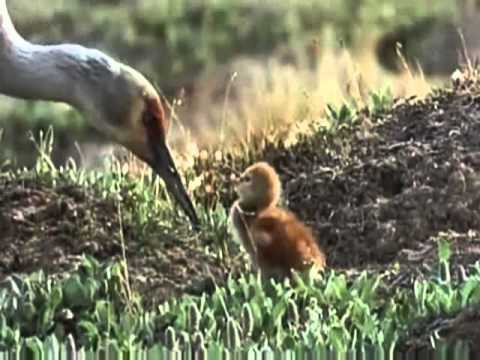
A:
2 0 480 357
1 0 456 167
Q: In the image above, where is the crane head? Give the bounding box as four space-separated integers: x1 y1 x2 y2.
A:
0 1 199 229
92 63 200 230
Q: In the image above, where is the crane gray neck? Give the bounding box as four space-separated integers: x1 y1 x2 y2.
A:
0 0 123 116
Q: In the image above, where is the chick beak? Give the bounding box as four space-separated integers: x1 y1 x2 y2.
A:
149 139 200 230
232 178 240 193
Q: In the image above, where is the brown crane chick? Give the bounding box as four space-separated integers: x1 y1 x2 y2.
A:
229 162 326 279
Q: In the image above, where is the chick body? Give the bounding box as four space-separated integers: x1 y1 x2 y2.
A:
229 162 326 278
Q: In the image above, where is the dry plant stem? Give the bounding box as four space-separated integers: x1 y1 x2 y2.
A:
220 72 238 144
395 43 414 81
116 200 133 308
73 141 86 168
160 91 185 136
458 29 473 74
202 262 219 290
235 202 258 261
414 59 426 83
28 129 56 173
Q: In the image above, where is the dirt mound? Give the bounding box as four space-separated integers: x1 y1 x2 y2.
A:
292 79 480 268
195 73 480 270
3 73 480 307
0 177 227 305
288 89 480 268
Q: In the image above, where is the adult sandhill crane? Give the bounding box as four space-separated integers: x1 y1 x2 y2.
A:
0 1 199 228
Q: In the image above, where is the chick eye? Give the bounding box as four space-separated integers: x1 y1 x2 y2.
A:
242 175 251 183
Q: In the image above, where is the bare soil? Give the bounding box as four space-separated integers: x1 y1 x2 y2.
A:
194 74 480 274
191 73 480 348
2 72 480 348
283 80 480 271
0 177 228 306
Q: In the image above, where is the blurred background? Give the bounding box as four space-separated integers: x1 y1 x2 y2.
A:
1 0 479 170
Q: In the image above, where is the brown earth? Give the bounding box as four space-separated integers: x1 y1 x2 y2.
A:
191 72 480 349
285 78 480 271
2 71 480 347
194 72 480 274
0 177 231 306
3 73 480 292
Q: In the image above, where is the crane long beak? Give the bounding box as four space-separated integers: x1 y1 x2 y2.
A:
149 140 200 230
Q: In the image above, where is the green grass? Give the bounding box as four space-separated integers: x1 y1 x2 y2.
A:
1 238 479 353
0 1 477 354
16 127 225 242
1 87 479 353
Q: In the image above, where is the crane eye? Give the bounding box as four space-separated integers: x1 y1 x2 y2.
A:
142 97 169 138
142 109 154 127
